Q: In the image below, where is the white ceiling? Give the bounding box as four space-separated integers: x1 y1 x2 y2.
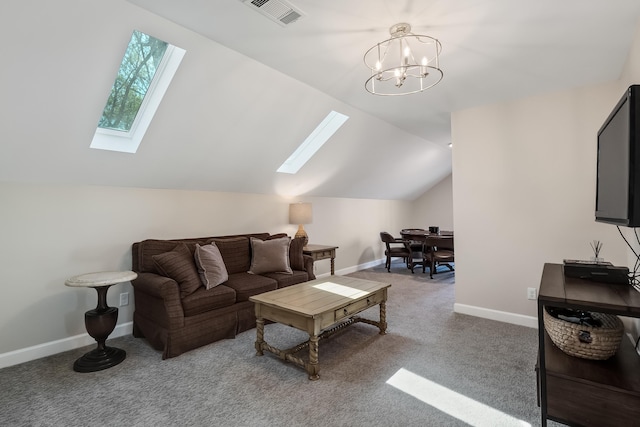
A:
3 1 640 201
127 0 640 146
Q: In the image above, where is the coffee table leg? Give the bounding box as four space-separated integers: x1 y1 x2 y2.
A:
307 335 320 381
379 301 387 335
255 317 264 356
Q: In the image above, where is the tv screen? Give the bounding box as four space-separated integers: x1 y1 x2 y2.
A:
595 85 640 227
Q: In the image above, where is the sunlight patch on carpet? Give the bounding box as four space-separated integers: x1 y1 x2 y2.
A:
386 368 531 427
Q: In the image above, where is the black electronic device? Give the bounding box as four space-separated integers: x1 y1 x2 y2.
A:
563 260 630 285
595 84 640 227
545 307 603 327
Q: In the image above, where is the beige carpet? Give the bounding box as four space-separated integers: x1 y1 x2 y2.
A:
0 262 553 426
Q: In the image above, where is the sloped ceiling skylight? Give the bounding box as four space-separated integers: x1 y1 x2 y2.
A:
277 110 348 174
90 30 185 154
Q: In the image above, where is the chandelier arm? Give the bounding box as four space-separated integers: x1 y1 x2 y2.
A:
365 68 443 95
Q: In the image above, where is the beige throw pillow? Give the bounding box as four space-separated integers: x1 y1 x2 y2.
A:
194 243 229 289
249 236 293 275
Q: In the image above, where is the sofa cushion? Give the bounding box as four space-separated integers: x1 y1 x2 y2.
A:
152 243 202 298
132 234 272 274
224 272 277 302
249 236 292 275
181 284 236 317
213 237 251 274
261 270 309 289
194 243 229 289
268 233 288 240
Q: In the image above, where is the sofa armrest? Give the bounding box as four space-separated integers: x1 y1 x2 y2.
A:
303 254 316 280
131 272 185 326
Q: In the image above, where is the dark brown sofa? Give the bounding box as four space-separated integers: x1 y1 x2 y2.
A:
131 232 315 359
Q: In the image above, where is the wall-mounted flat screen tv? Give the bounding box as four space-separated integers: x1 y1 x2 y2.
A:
596 85 640 227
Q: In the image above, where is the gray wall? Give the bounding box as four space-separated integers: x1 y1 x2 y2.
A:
0 0 451 368
411 174 454 231
450 20 640 323
0 182 414 366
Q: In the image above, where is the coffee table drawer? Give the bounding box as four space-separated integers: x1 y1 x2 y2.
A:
334 293 382 322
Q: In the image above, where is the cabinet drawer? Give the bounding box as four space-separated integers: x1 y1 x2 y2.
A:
546 373 640 426
334 293 381 321
309 250 333 259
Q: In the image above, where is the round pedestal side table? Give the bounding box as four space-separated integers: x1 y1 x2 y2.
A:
65 271 137 373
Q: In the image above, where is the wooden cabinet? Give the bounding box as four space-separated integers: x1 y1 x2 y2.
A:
537 263 640 426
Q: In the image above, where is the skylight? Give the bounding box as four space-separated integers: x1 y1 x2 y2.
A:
90 30 185 153
277 111 349 174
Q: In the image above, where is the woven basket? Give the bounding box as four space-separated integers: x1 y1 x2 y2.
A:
543 308 624 360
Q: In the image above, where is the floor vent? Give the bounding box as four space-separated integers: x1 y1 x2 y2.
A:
241 0 304 27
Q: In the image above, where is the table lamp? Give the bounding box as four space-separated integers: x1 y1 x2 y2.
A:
289 202 312 246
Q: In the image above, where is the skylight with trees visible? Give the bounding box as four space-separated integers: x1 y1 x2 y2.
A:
90 30 185 153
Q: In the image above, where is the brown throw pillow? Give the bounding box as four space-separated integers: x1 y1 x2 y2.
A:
194 243 229 289
152 243 202 298
248 236 293 275
289 236 306 271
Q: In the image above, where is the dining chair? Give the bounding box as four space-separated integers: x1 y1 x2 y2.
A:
423 236 454 278
380 232 413 273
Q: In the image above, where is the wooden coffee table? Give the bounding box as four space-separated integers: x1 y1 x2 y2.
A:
249 275 390 380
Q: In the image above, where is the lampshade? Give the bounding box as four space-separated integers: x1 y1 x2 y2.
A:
364 23 442 96
289 202 312 225
289 202 312 246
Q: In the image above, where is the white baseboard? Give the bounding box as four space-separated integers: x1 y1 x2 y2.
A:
0 322 133 370
454 303 538 329
315 259 384 278
331 262 540 330
3 261 537 369
1 262 388 369
338 259 384 276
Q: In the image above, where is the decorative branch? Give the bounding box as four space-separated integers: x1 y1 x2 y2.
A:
590 240 603 259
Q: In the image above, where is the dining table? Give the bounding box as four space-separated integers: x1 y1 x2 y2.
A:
400 228 454 238
399 229 454 273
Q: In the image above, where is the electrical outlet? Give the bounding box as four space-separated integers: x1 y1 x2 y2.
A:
527 287 537 300
119 292 129 306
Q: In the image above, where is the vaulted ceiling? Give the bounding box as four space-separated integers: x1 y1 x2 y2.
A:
2 1 640 200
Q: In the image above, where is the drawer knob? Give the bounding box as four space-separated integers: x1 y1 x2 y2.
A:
344 308 348 315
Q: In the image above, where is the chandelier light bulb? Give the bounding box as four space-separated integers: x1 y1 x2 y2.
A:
421 56 428 76
375 60 382 80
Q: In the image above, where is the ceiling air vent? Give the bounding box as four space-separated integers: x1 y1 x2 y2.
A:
241 0 305 27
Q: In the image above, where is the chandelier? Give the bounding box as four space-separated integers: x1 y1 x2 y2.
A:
364 23 443 96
